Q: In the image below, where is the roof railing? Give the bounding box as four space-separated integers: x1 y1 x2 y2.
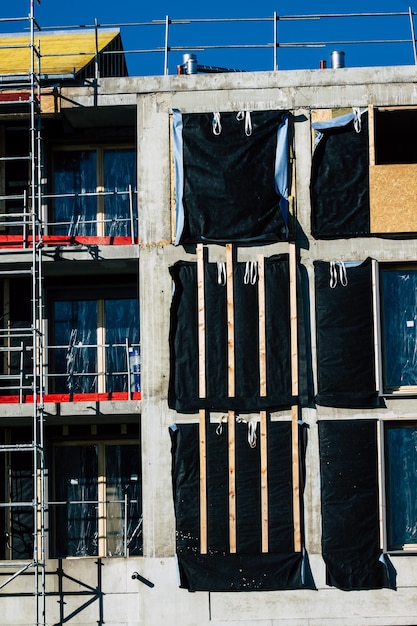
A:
0 9 416 76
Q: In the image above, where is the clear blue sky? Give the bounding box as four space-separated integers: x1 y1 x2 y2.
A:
2 0 417 75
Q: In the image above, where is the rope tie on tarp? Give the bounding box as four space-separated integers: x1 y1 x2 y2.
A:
329 261 348 288
243 260 258 285
236 110 253 136
353 107 363 133
212 112 222 135
217 262 226 286
216 414 228 435
236 415 258 448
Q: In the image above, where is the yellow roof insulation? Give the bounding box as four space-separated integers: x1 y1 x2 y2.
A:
0 29 120 76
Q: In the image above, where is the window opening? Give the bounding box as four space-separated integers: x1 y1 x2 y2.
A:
374 108 417 165
0 277 33 398
0 449 34 560
385 422 417 551
380 266 417 392
52 147 137 238
49 295 140 395
52 440 142 558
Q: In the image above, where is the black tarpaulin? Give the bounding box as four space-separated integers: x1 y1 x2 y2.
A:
170 420 314 592
311 110 369 239
168 255 293 413
314 258 380 408
319 420 395 591
173 110 289 244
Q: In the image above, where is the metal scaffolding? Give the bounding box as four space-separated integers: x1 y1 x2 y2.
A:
0 3 46 625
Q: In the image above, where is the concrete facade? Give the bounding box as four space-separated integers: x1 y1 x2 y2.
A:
1 64 417 624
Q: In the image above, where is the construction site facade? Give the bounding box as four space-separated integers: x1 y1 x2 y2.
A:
1 6 417 626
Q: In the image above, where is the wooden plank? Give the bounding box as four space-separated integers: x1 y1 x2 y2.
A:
368 104 375 167
260 410 269 553
226 244 235 398
289 243 301 552
291 406 301 553
199 409 208 554
228 410 237 553
197 244 206 399
289 244 298 398
258 255 267 397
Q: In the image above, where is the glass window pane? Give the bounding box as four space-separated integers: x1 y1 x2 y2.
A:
53 150 97 236
1 452 34 560
51 300 97 393
103 149 137 237
53 445 98 557
386 425 417 548
105 299 140 393
382 270 417 388
106 444 142 556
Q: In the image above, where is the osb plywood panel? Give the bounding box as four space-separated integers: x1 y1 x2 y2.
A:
370 163 417 233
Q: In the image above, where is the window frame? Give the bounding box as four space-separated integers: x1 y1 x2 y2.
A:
382 420 417 554
46 279 140 396
379 262 417 396
50 143 137 238
50 437 142 559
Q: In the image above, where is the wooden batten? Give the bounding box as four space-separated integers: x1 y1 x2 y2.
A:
289 243 301 552
199 409 207 554
260 410 269 553
368 104 375 166
258 255 267 397
226 244 235 398
228 410 237 553
197 244 206 399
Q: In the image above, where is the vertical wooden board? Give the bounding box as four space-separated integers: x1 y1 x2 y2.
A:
368 104 375 167
289 243 301 552
197 244 206 399
258 255 267 397
289 243 298 396
228 410 236 553
292 407 301 553
226 244 235 398
199 409 207 554
260 410 269 553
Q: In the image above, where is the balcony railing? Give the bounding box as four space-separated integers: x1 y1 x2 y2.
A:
0 333 141 401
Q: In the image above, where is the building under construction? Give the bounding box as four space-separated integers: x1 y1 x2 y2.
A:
1 4 417 625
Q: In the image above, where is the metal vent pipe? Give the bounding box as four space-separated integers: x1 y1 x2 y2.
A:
330 50 345 68
182 53 198 74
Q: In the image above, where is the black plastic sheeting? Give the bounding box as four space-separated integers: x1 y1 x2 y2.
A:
174 110 289 244
314 258 381 408
170 420 314 592
311 112 369 239
319 420 396 591
168 254 299 413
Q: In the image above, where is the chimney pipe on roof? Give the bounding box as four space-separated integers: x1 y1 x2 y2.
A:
182 53 198 75
331 51 345 68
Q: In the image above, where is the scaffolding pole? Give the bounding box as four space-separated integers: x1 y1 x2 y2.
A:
0 2 46 624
